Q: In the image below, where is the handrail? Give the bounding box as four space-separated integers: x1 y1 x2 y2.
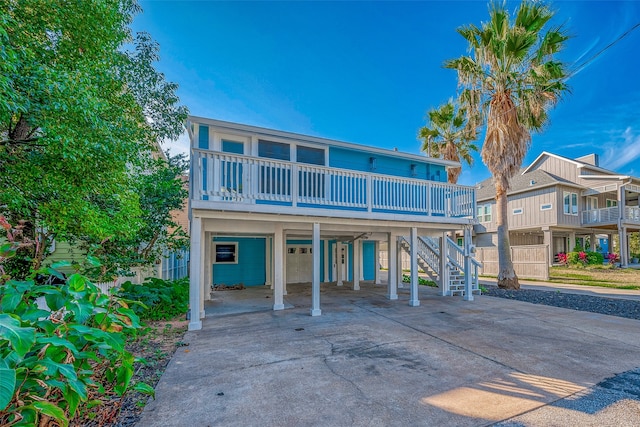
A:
192 149 476 219
399 236 440 275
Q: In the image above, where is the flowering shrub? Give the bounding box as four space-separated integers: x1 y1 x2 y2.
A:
608 253 620 265
564 251 604 266
578 251 588 265
557 252 568 265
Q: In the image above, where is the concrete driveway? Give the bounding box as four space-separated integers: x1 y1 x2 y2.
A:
138 282 640 426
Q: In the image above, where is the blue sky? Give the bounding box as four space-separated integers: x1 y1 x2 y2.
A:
134 0 640 186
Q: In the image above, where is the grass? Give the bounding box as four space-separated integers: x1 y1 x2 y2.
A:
548 266 640 290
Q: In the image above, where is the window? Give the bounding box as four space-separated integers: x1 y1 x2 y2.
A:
586 196 598 210
563 192 578 215
258 140 290 161
541 203 552 211
512 207 523 215
214 242 238 264
477 203 492 222
297 146 325 165
606 199 618 208
222 139 244 154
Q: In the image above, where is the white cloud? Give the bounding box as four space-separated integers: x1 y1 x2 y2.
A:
600 127 640 172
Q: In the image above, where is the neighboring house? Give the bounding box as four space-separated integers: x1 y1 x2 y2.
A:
186 117 480 331
474 152 640 272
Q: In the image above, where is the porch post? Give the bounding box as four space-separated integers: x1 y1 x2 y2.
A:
619 227 628 267
440 231 448 296
188 216 203 331
589 233 596 252
352 239 361 291
204 232 212 302
311 223 321 316
568 232 576 252
273 224 285 310
543 229 553 266
323 239 329 283
396 238 404 288
387 232 398 300
463 227 474 301
265 237 272 288
283 231 288 295
374 240 381 285
409 227 420 307
336 242 344 286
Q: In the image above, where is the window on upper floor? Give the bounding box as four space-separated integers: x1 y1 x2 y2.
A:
477 203 492 222
258 140 290 161
606 199 618 208
296 146 325 165
563 192 578 215
586 196 598 210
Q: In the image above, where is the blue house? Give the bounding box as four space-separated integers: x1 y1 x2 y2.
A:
187 117 479 330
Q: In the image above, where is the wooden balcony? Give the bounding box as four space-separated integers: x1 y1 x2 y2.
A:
581 206 640 226
191 149 476 224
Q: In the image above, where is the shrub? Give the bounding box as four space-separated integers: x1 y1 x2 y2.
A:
402 274 437 287
0 271 151 426
116 277 189 320
557 252 568 265
608 253 620 265
565 251 604 266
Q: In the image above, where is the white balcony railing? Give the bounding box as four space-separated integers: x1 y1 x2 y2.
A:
582 206 640 225
192 150 476 219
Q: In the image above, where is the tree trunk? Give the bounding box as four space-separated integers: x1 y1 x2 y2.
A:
495 181 519 289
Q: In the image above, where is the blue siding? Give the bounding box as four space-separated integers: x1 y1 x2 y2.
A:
328 147 447 182
213 237 266 286
362 241 376 280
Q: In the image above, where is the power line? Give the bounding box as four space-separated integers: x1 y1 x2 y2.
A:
566 21 640 80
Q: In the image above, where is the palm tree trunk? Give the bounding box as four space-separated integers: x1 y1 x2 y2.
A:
495 180 520 289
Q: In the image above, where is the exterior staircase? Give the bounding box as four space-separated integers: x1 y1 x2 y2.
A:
399 235 482 297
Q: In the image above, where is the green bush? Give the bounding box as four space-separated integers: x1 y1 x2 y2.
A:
117 277 189 320
566 251 604 266
0 269 150 427
402 274 437 287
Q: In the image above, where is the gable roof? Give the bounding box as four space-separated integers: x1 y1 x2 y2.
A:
522 151 629 178
476 169 581 201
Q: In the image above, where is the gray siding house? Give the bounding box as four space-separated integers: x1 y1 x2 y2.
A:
474 152 640 268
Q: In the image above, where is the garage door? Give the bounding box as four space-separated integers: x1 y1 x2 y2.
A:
286 245 312 284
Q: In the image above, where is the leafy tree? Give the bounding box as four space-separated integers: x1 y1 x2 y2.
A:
0 0 188 275
84 153 189 279
418 100 478 184
445 0 569 289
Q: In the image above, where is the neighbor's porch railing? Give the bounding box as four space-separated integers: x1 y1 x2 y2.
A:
582 206 640 225
192 150 476 218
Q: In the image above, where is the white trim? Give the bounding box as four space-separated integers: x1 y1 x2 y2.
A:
213 241 239 264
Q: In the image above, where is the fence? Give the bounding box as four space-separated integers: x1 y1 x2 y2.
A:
475 244 549 280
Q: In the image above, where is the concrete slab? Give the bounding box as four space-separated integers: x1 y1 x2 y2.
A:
138 282 640 426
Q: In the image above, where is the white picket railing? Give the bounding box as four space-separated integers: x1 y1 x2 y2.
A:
193 150 476 219
581 206 640 225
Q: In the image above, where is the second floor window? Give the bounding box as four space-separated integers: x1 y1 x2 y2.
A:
606 199 618 208
563 192 578 215
477 204 491 222
259 140 290 161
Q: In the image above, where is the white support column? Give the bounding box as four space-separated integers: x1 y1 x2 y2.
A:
336 243 344 286
273 224 285 310
409 228 420 307
440 231 448 296
543 229 553 266
396 238 404 288
188 216 203 331
283 231 288 295
463 227 474 301
353 239 361 291
204 232 212 302
387 232 398 300
265 237 272 288
374 241 381 285
323 239 329 283
619 226 628 267
311 223 321 316
569 232 576 252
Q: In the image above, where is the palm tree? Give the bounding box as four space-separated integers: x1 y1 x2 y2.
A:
445 0 569 289
419 100 478 184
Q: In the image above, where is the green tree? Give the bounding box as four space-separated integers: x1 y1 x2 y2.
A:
418 100 478 184
445 0 569 289
0 0 188 274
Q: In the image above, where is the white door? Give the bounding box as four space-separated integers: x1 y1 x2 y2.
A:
286 245 312 283
331 243 348 282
